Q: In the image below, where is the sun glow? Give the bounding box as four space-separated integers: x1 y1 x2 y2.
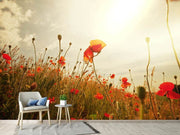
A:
105 0 146 34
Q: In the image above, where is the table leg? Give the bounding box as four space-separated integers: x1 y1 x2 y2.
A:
65 107 67 121
59 107 62 125
67 107 71 125
57 108 59 122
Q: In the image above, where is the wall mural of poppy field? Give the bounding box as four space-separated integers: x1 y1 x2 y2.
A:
0 36 180 120
0 0 180 120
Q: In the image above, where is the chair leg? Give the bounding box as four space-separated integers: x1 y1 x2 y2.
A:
17 112 21 126
39 111 42 122
47 110 51 125
20 112 23 130
57 108 59 122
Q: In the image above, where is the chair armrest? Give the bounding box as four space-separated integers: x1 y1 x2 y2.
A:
46 100 50 108
19 101 24 112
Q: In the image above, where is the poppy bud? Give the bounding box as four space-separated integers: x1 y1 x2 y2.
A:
174 75 177 80
109 83 112 89
137 86 146 103
145 37 150 44
69 42 72 46
9 45 11 49
58 35 62 40
32 37 35 42
45 48 47 51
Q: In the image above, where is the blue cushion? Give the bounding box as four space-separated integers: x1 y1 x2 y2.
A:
27 99 39 106
36 97 47 106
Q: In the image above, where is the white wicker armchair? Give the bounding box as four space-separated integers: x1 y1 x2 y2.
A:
17 91 51 129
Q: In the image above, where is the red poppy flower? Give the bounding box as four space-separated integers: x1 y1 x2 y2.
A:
110 74 115 79
75 75 79 79
134 102 139 106
37 67 43 72
135 108 139 112
103 81 107 85
156 82 180 99
70 88 75 93
49 60 53 63
49 97 55 104
70 117 76 120
124 92 133 98
104 113 110 118
94 93 104 100
166 91 180 99
0 69 2 73
121 82 131 88
27 73 35 77
2 53 11 60
90 39 106 53
75 89 79 95
27 70 31 73
156 89 166 96
83 40 106 63
159 82 174 91
58 56 65 66
84 47 94 63
20 65 23 69
122 77 128 83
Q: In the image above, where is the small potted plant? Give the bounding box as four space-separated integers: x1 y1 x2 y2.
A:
60 94 67 106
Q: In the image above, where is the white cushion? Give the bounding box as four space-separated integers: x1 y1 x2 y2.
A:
23 106 48 111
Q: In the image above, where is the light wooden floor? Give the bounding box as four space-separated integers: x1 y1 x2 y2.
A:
0 120 180 135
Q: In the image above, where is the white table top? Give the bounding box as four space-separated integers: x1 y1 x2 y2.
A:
55 104 72 108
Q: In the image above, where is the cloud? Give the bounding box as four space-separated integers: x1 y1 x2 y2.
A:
0 0 32 45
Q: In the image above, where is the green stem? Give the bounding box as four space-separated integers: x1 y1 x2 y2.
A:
75 62 89 89
57 37 62 95
92 60 118 115
166 0 180 70
146 40 157 120
129 69 135 94
32 40 37 82
63 43 71 58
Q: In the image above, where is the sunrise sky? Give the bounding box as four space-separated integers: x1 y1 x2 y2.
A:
0 0 180 90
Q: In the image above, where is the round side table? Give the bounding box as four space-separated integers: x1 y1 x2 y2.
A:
55 104 72 125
